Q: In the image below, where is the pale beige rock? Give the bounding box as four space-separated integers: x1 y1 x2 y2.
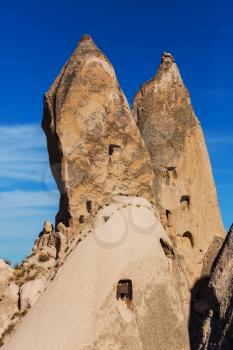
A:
3 197 190 350
132 52 225 286
0 281 19 339
20 279 46 311
42 221 53 234
42 34 155 230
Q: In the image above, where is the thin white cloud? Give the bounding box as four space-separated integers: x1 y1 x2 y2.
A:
0 190 58 210
0 123 54 183
0 124 59 262
206 133 233 146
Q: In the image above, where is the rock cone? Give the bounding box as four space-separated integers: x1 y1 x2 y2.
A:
133 52 225 286
42 35 155 230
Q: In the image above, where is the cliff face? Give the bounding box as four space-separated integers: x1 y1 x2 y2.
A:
197 225 233 350
132 53 225 286
42 35 155 230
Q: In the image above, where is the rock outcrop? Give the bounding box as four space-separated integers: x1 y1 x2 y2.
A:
132 52 225 286
0 260 19 345
0 37 226 350
2 36 192 350
0 221 74 346
3 197 191 350
42 34 155 231
196 224 233 350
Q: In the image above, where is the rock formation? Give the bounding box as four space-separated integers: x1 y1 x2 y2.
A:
0 221 74 346
0 260 19 345
3 197 190 350
42 34 155 231
196 224 233 350
132 52 225 286
2 36 191 350
0 37 227 350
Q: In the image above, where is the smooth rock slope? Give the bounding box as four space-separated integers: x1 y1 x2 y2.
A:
3 197 190 350
132 52 225 286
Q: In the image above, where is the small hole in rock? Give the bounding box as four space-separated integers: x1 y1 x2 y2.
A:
183 231 194 248
116 279 133 301
109 144 121 156
160 238 175 258
79 215 85 224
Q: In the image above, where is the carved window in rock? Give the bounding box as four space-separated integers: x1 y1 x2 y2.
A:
160 238 175 259
180 195 190 209
116 279 133 301
79 215 85 224
166 210 171 226
86 200 92 214
166 166 177 185
183 231 194 248
108 144 121 156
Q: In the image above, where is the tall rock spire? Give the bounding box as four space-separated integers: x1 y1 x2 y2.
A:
4 40 191 350
132 52 225 286
42 35 155 230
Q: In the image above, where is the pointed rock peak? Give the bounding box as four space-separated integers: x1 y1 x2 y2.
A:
161 52 175 63
72 33 100 57
80 33 93 42
77 34 98 49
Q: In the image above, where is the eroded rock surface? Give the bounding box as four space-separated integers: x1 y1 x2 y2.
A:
132 52 225 286
0 221 74 347
197 224 233 350
42 35 155 230
3 197 191 350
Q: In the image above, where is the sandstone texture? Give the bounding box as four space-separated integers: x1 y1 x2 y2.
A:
196 225 233 350
0 221 74 346
1 37 227 350
42 35 155 230
132 52 225 286
3 197 190 350
0 260 19 344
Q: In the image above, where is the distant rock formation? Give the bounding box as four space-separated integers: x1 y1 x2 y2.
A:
132 52 225 286
42 34 155 231
0 221 74 346
197 224 233 350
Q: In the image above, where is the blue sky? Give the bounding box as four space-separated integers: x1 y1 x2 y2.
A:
0 0 232 263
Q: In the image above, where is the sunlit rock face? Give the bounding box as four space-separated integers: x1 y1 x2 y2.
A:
132 53 225 286
42 35 155 231
3 197 190 350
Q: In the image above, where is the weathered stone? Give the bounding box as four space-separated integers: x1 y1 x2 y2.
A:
197 224 233 350
132 52 225 286
3 197 190 350
201 236 225 278
0 279 19 339
42 221 53 235
20 279 46 311
42 34 155 230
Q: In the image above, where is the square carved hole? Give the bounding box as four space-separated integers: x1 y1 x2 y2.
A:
116 279 133 301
